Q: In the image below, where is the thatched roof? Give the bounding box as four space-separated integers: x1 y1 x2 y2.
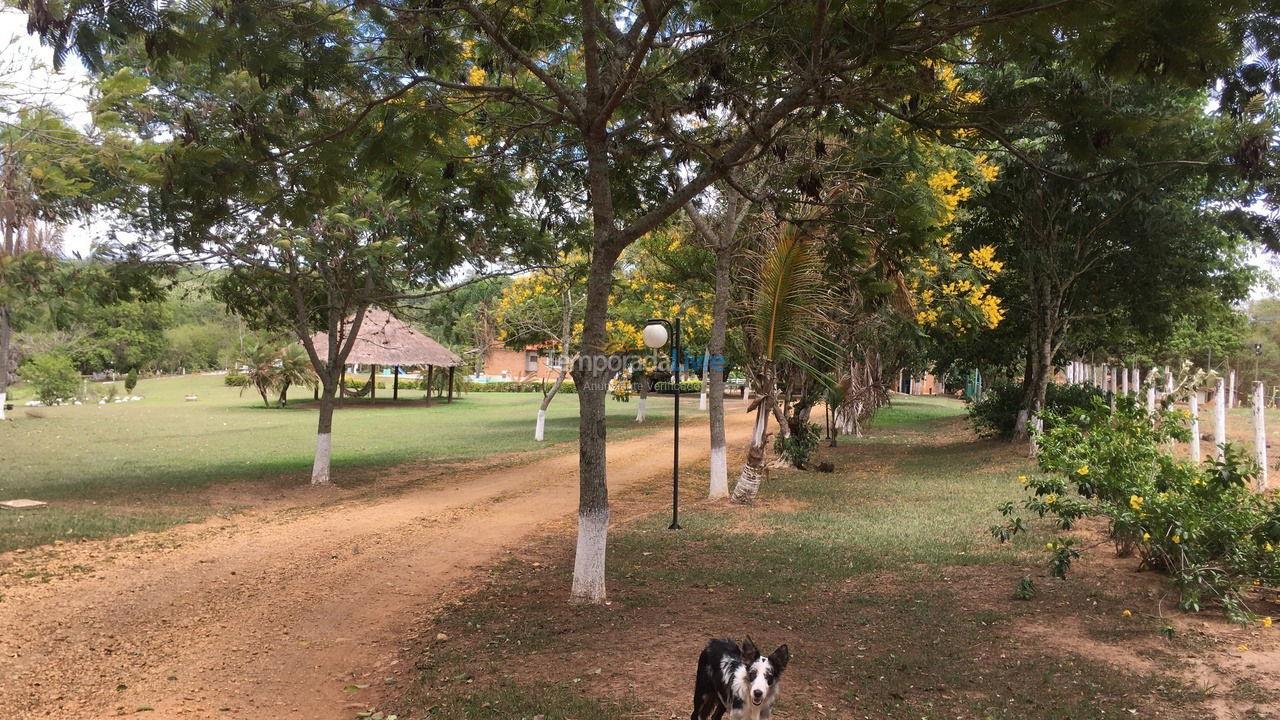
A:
310 307 464 367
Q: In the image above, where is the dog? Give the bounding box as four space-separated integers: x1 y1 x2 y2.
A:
691 636 789 720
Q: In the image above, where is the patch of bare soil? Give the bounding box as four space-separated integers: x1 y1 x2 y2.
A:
0 404 757 719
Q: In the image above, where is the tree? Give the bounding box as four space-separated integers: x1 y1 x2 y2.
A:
953 63 1260 439
493 257 588 441
732 214 834 503
27 0 1278 604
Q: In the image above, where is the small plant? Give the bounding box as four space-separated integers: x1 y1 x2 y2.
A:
774 422 823 469
124 368 139 394
1013 576 1037 600
224 372 249 387
20 352 81 405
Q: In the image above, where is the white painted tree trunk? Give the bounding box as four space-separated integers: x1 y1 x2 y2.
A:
1146 385 1156 417
1229 369 1237 409
0 391 5 421
1215 377 1227 460
731 406 770 503
535 408 547 441
1255 382 1268 491
1189 392 1201 463
1131 367 1140 396
635 396 647 422
311 432 332 485
1122 367 1129 395
569 507 609 604
709 442 728 499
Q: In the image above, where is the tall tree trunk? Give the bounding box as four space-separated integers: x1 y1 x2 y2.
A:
1015 283 1058 442
568 242 621 605
278 381 291 408
0 304 10 422
707 250 732 499
732 398 770 503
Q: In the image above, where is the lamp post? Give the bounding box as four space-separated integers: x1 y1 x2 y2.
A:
643 317 682 530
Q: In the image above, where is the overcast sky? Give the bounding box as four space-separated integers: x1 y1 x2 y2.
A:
2 8 99 257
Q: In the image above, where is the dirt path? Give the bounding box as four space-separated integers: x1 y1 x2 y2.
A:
0 402 756 719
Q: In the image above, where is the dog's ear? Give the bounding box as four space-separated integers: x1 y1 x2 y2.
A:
742 636 760 664
769 644 790 673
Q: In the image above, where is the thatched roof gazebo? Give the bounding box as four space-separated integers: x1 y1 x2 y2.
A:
310 307 465 402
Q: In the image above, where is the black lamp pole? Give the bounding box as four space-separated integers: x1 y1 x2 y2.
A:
646 317 682 531
671 317 682 530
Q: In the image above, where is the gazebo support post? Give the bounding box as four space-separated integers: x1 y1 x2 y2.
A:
393 366 399 400
448 366 455 403
426 365 434 406
370 365 377 402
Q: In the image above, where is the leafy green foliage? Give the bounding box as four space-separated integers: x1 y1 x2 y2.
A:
774 422 823 469
124 368 138 393
993 396 1280 621
966 379 1103 440
20 352 80 404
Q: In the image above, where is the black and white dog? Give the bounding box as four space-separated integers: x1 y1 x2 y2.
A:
691 636 789 720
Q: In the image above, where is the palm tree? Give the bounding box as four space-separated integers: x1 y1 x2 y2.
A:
239 340 279 408
731 215 836 503
276 344 318 407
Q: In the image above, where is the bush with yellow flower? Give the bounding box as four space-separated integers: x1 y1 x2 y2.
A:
993 394 1280 623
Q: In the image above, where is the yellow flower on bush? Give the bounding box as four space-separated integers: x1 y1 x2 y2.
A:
1122 609 1132 618
1173 535 1182 544
1046 542 1056 550
1077 465 1089 476
1142 533 1151 542
1265 617 1273 628
1018 475 1028 484
465 134 484 148
468 65 487 86
1266 543 1275 552
1044 494 1057 504
1129 495 1144 510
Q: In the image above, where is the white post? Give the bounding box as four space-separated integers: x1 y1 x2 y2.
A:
1164 366 1173 396
1131 367 1140 396
1146 384 1157 416
1066 362 1074 384
1255 382 1268 491
1215 377 1227 460
1189 392 1201 463
1229 369 1237 409
1122 367 1130 395
699 350 709 411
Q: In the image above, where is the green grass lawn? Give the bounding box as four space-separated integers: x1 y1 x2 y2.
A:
0 373 703 552
389 397 1238 720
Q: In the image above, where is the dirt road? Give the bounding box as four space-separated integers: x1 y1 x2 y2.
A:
0 403 755 719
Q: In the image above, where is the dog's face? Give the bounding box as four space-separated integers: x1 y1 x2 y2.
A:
741 638 790 707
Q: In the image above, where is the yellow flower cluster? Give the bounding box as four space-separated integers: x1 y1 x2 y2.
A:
468 65 487 86
967 245 1004 275
466 134 484 148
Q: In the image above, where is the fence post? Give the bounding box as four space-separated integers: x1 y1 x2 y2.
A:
1255 381 1268 491
1215 377 1227 460
1146 383 1157 417
1121 366 1129 395
1132 367 1141 397
1189 391 1201 463
1229 369 1237 409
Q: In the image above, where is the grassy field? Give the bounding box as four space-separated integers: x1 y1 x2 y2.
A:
386 396 1279 720
0 373 703 552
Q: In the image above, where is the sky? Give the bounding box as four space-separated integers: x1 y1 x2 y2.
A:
2 8 98 257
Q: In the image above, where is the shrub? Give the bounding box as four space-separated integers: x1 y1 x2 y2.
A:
224 372 249 387
967 379 1104 440
124 368 139 394
465 380 577 394
992 395 1280 622
21 352 81 404
775 422 823 469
